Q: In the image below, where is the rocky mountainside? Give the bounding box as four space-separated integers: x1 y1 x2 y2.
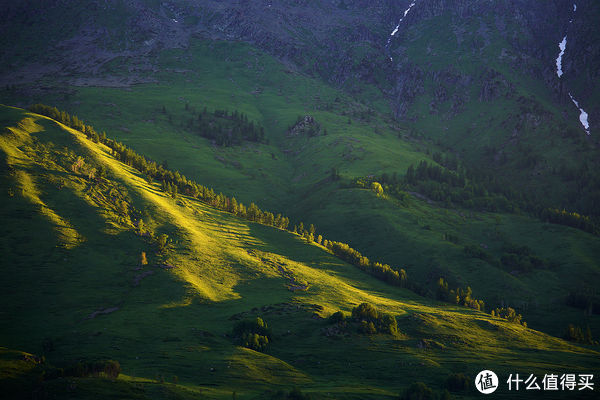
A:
2 0 597 109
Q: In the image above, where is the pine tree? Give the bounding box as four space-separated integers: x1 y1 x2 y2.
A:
230 197 238 214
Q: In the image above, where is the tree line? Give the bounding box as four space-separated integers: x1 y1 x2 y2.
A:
540 208 597 235
436 278 486 311
28 104 496 318
490 307 527 327
327 303 398 335
365 159 599 235
184 106 266 146
325 240 408 288
563 324 596 345
28 104 407 288
403 160 517 212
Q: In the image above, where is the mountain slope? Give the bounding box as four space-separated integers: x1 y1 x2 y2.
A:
2 105 599 398
2 28 600 339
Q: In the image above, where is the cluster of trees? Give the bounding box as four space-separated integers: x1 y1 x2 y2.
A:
436 278 486 311
464 242 548 274
442 232 460 245
557 161 600 219
540 208 598 235
563 324 596 345
406 161 465 187
70 155 103 180
44 360 121 380
500 243 546 272
565 292 600 315
30 104 291 231
161 180 179 197
351 303 398 335
328 311 346 325
400 382 451 400
385 161 517 212
156 233 171 254
445 373 470 393
30 104 106 143
325 241 408 287
232 317 272 352
490 307 526 327
268 388 311 400
186 107 266 146
463 244 495 264
71 159 144 231
369 158 599 236
67 360 121 379
328 303 398 335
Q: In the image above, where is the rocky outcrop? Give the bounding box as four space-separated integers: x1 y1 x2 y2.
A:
287 115 322 137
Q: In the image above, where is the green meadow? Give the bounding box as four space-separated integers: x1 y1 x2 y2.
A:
1 104 599 398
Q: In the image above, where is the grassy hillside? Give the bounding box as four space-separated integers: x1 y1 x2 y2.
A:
1 38 432 208
2 106 599 398
3 35 598 339
2 32 599 344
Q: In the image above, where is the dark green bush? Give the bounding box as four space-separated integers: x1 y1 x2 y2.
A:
400 382 435 400
64 359 121 379
352 303 378 321
328 311 346 324
445 373 469 392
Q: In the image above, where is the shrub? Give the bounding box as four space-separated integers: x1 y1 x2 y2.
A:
371 181 384 196
156 233 170 253
491 307 526 327
445 373 469 392
288 387 311 400
352 303 379 322
328 311 346 324
400 382 435 400
268 388 311 400
380 313 398 335
64 359 121 379
359 320 377 334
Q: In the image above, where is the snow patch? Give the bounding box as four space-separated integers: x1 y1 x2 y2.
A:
390 1 417 37
569 93 590 135
556 36 567 77
387 1 418 60
554 3 590 135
